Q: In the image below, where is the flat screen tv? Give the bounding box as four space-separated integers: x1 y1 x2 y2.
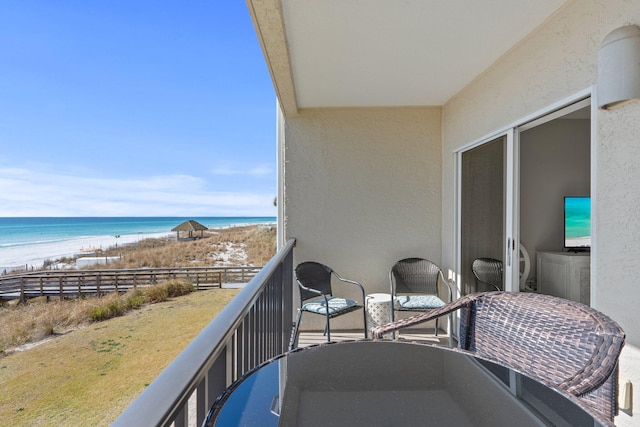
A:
564 196 591 250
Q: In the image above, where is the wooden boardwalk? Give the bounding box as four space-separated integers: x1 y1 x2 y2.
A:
0 266 261 302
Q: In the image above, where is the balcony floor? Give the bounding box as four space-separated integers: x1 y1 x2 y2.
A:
297 328 451 348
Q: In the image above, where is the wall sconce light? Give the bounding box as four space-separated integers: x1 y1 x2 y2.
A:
597 25 640 110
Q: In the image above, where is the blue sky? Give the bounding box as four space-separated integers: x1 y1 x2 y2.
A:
0 1 277 217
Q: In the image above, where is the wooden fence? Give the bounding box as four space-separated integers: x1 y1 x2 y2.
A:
0 266 262 302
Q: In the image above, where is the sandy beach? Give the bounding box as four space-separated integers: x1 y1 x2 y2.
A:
565 236 591 248
0 232 172 271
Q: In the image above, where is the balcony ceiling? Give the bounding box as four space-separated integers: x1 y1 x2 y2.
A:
248 0 569 114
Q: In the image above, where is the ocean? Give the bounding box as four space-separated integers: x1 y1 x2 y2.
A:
564 198 591 239
0 217 276 270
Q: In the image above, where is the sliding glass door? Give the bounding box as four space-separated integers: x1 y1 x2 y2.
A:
460 136 506 294
456 97 591 298
458 129 519 295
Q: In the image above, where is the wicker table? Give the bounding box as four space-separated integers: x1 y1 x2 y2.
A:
204 341 611 427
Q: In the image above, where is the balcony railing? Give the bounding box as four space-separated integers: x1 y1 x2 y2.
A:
112 238 296 427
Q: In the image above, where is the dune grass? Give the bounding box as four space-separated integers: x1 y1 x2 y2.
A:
0 280 194 353
99 224 276 269
0 288 239 426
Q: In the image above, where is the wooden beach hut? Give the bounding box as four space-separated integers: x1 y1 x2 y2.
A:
171 220 208 240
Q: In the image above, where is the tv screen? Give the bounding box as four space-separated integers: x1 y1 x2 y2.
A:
564 196 591 249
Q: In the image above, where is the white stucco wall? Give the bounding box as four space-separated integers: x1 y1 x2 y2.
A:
284 107 442 331
597 100 640 422
442 1 640 423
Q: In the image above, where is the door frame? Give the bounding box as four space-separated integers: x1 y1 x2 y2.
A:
453 87 593 299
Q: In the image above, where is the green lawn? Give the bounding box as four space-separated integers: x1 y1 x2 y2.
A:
0 289 239 426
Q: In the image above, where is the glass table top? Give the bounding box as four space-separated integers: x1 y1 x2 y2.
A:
204 340 610 427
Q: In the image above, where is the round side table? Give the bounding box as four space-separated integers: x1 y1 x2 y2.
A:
365 293 397 338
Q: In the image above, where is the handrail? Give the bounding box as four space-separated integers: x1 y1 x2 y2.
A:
112 238 295 427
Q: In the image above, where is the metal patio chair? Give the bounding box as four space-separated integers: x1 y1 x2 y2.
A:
291 262 366 349
371 291 625 421
471 257 503 291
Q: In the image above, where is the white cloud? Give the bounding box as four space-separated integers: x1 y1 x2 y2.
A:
0 167 277 217
210 163 272 176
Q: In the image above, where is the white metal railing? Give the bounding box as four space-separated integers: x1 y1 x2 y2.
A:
112 238 295 427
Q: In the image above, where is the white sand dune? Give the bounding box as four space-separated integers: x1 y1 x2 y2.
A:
0 232 171 271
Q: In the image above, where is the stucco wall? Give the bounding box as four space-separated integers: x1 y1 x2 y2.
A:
284 107 442 331
597 101 640 422
442 1 640 423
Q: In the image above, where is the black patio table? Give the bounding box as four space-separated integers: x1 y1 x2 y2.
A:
203 340 612 427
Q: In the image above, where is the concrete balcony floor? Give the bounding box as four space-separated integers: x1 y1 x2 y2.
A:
297 328 451 348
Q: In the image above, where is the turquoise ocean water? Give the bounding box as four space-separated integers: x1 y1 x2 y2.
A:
0 217 276 250
564 198 591 239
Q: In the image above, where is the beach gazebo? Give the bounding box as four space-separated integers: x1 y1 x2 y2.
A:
171 220 208 240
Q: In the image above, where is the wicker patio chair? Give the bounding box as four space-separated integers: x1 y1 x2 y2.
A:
291 262 366 349
371 291 625 421
471 258 503 291
389 258 453 336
